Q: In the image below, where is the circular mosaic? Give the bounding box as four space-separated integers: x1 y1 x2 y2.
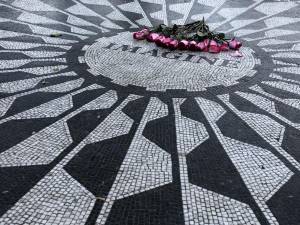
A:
0 0 300 225
84 32 259 92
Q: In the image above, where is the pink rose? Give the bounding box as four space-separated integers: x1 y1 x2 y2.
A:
220 42 229 51
133 31 146 40
229 38 242 50
146 33 160 42
162 37 173 48
178 40 189 50
155 35 166 47
196 42 206 51
209 40 221 53
168 39 178 50
189 41 198 51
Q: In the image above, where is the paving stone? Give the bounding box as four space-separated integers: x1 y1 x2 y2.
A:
0 1 299 224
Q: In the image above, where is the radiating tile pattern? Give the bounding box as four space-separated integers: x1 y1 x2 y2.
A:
0 0 300 224
174 98 260 225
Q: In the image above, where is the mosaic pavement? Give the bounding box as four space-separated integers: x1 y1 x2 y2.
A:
0 0 300 224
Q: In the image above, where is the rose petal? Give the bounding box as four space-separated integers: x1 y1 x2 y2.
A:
209 45 221 53
220 43 229 51
168 40 178 50
209 40 218 47
189 41 198 51
203 39 210 47
196 42 205 51
208 40 220 53
155 35 166 46
162 37 173 48
236 41 242 49
230 50 243 57
178 40 189 50
146 33 160 42
229 38 242 50
133 32 146 40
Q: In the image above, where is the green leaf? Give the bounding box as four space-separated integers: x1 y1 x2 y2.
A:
197 31 205 37
162 27 173 37
154 24 166 32
176 33 185 40
217 33 225 39
186 33 195 39
152 19 229 43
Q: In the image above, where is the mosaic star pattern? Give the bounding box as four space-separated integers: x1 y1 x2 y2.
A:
0 0 300 224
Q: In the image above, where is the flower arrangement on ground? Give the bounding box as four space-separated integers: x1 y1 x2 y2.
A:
133 18 242 56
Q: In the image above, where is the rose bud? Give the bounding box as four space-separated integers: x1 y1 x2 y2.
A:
196 42 206 51
155 35 166 47
220 42 229 51
133 31 146 40
209 40 221 53
168 39 178 50
229 38 242 50
178 40 189 50
162 37 173 48
189 41 198 51
146 32 160 42
230 50 243 57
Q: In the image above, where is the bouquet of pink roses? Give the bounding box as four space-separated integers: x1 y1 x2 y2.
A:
133 18 242 55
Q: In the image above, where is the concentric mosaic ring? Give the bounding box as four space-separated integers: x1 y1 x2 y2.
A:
0 0 300 225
